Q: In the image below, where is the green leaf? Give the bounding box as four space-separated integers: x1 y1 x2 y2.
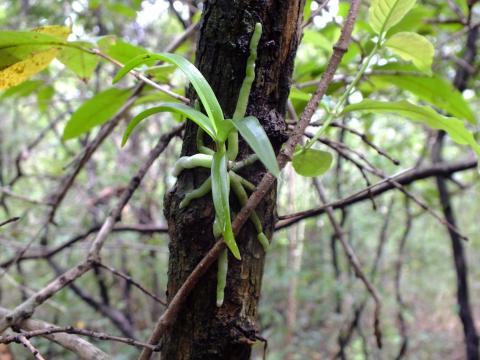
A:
144 64 175 82
1 80 42 98
232 116 280 177
0 26 70 89
289 88 312 102
343 100 480 156
211 151 241 260
385 32 434 75
386 5 433 37
113 53 225 138
37 85 55 112
292 148 333 177
122 103 217 146
369 0 416 35
57 41 99 80
370 68 475 123
97 36 151 64
106 3 138 18
63 88 132 140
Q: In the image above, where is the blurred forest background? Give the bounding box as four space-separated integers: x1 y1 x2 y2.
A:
0 0 479 359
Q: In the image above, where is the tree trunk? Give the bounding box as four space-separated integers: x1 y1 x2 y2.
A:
163 1 305 358
432 22 479 360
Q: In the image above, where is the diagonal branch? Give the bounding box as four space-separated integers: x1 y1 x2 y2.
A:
276 157 477 229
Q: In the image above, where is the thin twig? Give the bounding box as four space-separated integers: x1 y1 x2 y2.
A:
276 157 477 230
17 336 46 360
1 326 159 352
0 217 19 228
95 261 167 306
314 180 382 348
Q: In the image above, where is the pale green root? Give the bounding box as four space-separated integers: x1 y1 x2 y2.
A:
216 249 228 307
229 171 269 252
179 177 212 209
196 127 214 155
173 154 212 176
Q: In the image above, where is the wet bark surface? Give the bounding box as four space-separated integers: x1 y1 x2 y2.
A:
163 1 305 359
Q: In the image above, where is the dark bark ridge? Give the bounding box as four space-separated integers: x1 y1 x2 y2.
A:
163 1 305 359
432 22 479 360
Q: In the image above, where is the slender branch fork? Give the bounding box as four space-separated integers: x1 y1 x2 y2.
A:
138 1 363 358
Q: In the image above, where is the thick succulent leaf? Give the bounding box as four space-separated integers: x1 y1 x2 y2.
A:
122 103 216 146
63 88 133 140
343 100 480 156
211 151 241 260
385 32 434 75
232 116 280 177
292 149 333 177
113 53 225 137
369 0 416 35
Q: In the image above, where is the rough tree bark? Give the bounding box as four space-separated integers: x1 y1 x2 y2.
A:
163 1 305 358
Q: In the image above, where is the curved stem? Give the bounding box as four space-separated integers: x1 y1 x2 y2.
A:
173 154 212 176
216 249 228 307
230 171 269 251
196 127 214 155
179 177 212 209
227 22 263 161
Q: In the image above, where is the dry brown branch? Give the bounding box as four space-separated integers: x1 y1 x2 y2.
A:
0 307 108 360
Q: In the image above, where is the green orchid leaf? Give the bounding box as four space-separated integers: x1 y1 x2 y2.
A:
232 116 280 177
122 103 217 146
343 100 480 156
63 87 132 140
292 148 333 177
211 150 241 260
113 53 225 136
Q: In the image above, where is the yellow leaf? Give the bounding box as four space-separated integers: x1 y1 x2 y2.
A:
33 25 71 39
0 25 70 89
